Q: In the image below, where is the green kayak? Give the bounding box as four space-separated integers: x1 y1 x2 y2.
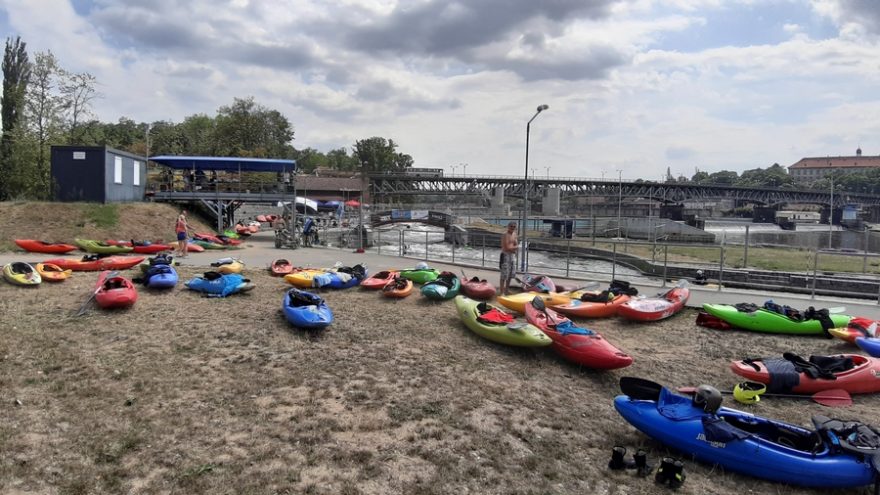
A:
702 303 851 335
454 296 551 347
420 271 460 300
193 239 227 250
400 268 439 284
74 238 133 254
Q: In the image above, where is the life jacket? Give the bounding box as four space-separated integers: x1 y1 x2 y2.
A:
476 303 514 324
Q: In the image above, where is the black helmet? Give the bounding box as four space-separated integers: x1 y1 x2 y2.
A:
692 385 722 413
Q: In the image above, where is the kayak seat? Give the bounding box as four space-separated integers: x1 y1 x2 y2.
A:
724 415 824 453
813 415 880 457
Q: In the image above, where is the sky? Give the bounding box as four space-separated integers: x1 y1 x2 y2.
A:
2 0 879 180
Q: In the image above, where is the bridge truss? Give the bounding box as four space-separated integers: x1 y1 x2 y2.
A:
368 174 880 208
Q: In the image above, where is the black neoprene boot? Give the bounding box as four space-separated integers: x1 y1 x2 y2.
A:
669 459 686 489
608 446 628 470
655 457 675 485
633 449 652 477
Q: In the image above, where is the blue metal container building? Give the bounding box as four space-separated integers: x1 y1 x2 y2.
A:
51 145 146 202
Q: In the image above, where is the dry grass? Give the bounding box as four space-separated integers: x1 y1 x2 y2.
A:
0 202 215 251
1 268 877 494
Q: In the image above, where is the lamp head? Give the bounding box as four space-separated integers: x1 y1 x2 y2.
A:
537 104 549 112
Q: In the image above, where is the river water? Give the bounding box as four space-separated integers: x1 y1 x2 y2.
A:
372 223 642 281
703 219 879 252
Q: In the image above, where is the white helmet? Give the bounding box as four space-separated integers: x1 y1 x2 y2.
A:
415 262 429 270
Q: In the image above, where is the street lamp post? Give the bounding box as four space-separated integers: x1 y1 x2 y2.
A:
520 104 549 272
616 170 623 238
359 160 368 250
828 176 834 249
461 162 468 176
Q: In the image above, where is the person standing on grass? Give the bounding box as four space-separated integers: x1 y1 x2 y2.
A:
176 210 191 257
500 221 518 295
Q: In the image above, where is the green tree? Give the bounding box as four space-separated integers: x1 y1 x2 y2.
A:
59 70 99 144
352 137 412 172
691 171 710 183
213 97 294 157
707 170 738 185
1 36 30 200
24 50 66 198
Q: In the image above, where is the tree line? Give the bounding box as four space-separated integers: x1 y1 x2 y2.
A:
0 36 413 201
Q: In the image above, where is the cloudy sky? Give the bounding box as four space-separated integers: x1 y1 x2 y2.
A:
2 0 879 179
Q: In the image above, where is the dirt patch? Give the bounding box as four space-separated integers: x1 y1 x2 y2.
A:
0 201 215 250
0 268 876 494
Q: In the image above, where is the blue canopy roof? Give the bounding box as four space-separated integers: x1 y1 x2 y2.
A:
149 155 296 172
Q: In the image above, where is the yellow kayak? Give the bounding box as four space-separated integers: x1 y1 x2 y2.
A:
212 259 244 274
284 269 325 288
497 291 571 314
3 262 42 286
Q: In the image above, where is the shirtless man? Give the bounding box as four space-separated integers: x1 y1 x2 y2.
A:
499 221 518 295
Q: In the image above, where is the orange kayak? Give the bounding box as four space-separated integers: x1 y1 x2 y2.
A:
551 293 630 318
382 277 413 298
43 256 146 272
35 262 72 282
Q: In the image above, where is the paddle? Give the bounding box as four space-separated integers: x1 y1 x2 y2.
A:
677 386 853 408
75 270 118 316
530 296 559 326
558 281 600 296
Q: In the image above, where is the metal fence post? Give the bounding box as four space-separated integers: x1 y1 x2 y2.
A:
377 229 381 255
425 230 429 261
399 230 403 257
811 249 819 299
718 244 725 290
662 244 668 287
482 234 486 268
452 234 455 263
612 242 617 281
565 235 571 278
864 229 869 274
743 225 749 268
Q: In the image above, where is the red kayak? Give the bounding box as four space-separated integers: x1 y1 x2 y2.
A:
14 239 77 254
829 317 878 344
42 255 146 272
270 259 295 276
361 270 398 290
730 354 880 394
460 276 496 300
94 270 138 309
105 240 172 254
195 232 241 246
617 285 689 322
524 299 632 369
521 274 555 293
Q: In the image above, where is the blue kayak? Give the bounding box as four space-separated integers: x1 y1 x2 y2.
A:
283 288 333 329
313 265 367 289
614 387 878 488
856 337 880 357
144 264 178 289
420 271 461 300
185 272 254 297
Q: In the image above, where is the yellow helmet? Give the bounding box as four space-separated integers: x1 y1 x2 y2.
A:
733 381 766 404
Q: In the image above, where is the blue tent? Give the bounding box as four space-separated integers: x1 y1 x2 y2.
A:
149 155 296 173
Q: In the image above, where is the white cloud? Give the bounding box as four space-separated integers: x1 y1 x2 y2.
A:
1 0 879 180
